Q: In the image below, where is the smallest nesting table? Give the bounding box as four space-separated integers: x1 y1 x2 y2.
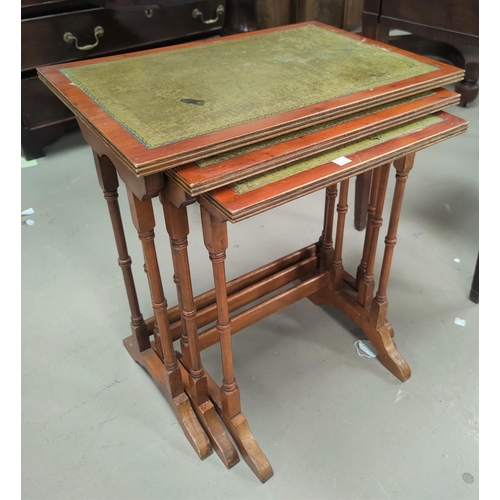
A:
38 22 467 482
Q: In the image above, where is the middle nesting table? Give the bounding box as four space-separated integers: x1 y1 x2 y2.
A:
151 99 467 481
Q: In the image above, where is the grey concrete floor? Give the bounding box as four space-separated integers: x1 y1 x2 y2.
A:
21 98 478 499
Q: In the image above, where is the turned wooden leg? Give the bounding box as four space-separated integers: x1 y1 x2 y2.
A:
318 184 338 270
356 166 381 288
331 180 349 290
126 189 212 460
308 161 411 381
160 194 238 469
143 262 165 362
370 155 414 329
200 206 273 483
93 152 150 352
161 198 206 397
357 164 391 306
354 171 372 231
200 209 240 418
360 155 415 382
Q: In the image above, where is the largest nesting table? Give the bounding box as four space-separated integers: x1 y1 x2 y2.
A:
38 22 468 483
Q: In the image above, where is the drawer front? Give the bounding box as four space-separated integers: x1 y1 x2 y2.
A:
381 0 479 37
22 76 75 128
21 1 94 19
22 1 226 72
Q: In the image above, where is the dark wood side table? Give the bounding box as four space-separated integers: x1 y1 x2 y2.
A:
354 0 479 231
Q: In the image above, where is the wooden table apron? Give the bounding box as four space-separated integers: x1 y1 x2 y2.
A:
36 22 468 483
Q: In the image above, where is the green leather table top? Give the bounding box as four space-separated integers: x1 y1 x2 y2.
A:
61 24 437 150
194 91 433 169
231 114 443 194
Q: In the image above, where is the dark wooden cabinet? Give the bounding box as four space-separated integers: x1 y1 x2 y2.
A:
354 0 479 231
363 0 478 45
362 0 479 106
22 0 228 159
255 0 363 31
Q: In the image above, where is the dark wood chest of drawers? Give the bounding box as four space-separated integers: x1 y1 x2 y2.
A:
22 0 228 159
362 0 479 106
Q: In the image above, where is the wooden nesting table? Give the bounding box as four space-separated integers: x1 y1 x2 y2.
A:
38 22 468 483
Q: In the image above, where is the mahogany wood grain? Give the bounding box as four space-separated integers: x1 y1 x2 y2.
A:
201 207 241 419
197 271 328 351
196 205 276 480
170 88 459 195
356 165 381 287
151 318 164 361
37 22 464 177
79 118 164 201
204 371 273 483
164 243 318 324
162 177 196 208
370 153 415 329
161 197 205 383
354 171 371 231
93 152 150 351
176 356 239 469
357 163 390 306
319 185 337 270
331 180 349 290
161 190 239 469
126 189 184 398
202 112 468 223
168 255 318 341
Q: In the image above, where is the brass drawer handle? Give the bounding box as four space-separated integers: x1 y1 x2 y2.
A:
192 5 224 24
63 26 104 51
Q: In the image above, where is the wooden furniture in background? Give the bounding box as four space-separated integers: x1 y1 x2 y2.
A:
469 254 479 303
222 0 258 34
22 0 365 160
362 0 479 106
22 0 228 160
354 0 479 231
38 23 466 482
